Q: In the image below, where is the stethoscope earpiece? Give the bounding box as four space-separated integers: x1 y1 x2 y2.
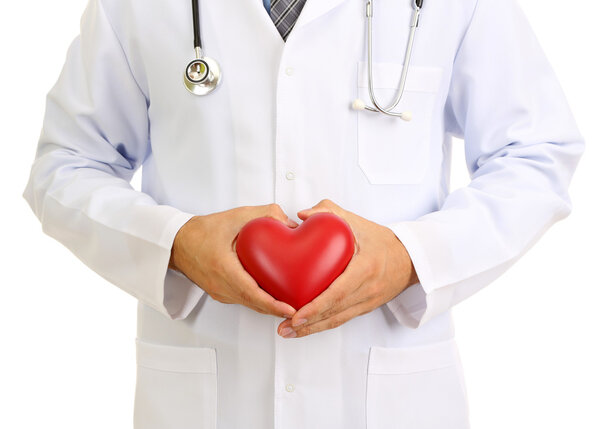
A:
352 99 412 121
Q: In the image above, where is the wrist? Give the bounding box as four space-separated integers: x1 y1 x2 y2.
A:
168 215 200 272
388 227 420 290
406 257 419 288
168 247 179 271
168 236 182 272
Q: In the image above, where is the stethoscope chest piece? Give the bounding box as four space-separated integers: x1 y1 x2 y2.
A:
184 56 222 96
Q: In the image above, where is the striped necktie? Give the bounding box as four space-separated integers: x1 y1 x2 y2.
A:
270 0 308 41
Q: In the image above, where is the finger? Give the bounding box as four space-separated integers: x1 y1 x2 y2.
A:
296 201 358 252
297 208 335 221
289 257 369 327
283 300 373 338
261 203 298 227
227 253 296 318
297 207 333 221
232 277 296 318
277 318 293 335
236 203 296 228
232 205 297 252
233 283 293 317
297 198 343 220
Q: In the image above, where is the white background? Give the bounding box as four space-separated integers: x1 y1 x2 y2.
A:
1 0 598 428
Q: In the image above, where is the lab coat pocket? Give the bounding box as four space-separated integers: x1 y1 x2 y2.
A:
134 339 217 429
356 62 443 185
366 339 469 429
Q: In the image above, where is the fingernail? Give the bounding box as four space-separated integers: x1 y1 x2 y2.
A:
286 218 299 227
292 318 307 327
280 327 295 337
283 330 297 339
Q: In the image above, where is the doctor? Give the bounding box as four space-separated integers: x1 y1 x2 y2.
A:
23 0 583 428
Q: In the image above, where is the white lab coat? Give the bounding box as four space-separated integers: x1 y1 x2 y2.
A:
23 0 584 427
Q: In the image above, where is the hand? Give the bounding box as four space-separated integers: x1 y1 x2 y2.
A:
169 204 299 318
277 199 419 338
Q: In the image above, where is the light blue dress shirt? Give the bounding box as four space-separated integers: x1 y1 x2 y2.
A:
263 0 270 14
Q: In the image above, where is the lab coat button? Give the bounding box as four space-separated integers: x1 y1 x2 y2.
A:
285 383 295 392
285 67 294 76
285 171 296 180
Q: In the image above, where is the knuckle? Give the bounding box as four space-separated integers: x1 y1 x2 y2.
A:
356 306 372 317
254 306 268 315
328 318 344 330
237 205 251 216
300 325 314 336
268 297 281 312
261 299 278 316
267 203 282 216
210 292 226 303
322 297 343 318
332 292 346 308
361 261 377 278
323 198 338 208
364 282 383 301
239 290 252 306
320 308 334 320
310 302 326 318
215 258 228 275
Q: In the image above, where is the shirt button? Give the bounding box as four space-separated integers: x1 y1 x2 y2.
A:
285 383 295 393
285 67 294 76
285 171 296 180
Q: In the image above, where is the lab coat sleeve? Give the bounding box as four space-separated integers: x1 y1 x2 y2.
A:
22 0 204 320
384 0 584 328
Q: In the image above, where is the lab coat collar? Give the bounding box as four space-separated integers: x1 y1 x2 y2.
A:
294 0 351 32
221 0 351 47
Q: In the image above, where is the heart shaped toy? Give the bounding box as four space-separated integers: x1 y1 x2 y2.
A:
235 212 355 310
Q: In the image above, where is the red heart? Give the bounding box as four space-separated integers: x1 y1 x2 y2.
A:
235 212 355 310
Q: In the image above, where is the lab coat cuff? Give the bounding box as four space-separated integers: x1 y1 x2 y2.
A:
384 221 454 328
158 211 204 320
385 283 427 329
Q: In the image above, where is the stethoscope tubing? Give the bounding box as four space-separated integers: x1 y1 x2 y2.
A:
364 0 421 117
184 0 423 117
192 0 202 50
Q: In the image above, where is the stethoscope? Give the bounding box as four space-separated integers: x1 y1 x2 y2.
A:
184 0 423 121
183 0 222 95
352 0 423 120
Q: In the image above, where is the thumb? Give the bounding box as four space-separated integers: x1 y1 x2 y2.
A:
258 204 298 228
297 206 332 221
286 217 299 228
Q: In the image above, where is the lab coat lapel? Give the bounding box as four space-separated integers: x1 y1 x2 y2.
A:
208 0 350 47
240 0 351 43
208 0 284 49
248 0 287 46
293 0 352 31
